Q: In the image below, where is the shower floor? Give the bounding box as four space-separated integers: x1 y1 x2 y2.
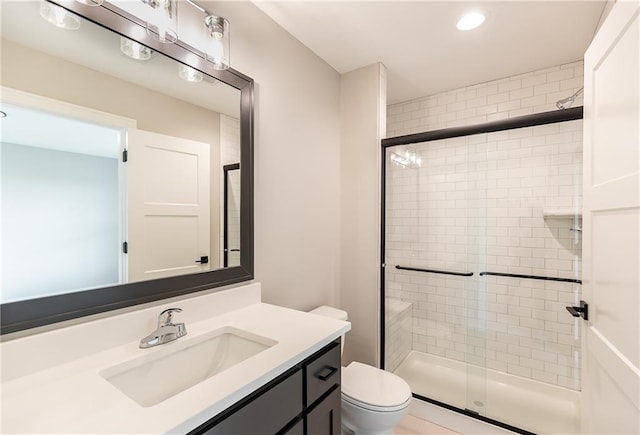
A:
393 351 580 434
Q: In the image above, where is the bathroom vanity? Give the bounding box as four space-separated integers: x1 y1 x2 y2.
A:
0 283 350 434
192 340 341 434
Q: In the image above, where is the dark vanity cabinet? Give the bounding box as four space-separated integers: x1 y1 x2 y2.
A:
190 340 342 435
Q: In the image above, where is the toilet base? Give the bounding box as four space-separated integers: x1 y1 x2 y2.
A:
341 396 410 435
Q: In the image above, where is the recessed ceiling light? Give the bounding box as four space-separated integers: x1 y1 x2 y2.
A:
457 12 485 31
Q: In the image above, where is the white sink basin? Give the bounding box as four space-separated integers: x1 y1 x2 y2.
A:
100 326 277 407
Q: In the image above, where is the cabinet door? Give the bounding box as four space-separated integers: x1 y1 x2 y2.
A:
281 418 304 435
305 387 341 435
198 370 303 435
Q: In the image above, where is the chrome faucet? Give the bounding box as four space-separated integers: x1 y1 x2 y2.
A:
139 308 187 349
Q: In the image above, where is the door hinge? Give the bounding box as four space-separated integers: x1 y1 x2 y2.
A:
122 149 128 162
123 241 128 254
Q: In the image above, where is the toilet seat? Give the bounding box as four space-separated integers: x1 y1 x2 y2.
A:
341 362 412 412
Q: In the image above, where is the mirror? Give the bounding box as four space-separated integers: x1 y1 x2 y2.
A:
0 0 254 334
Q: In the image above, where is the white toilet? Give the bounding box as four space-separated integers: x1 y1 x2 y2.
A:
310 306 412 435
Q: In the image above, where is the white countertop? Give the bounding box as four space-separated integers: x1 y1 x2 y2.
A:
1 285 350 433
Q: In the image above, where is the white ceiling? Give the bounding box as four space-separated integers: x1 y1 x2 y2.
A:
0 103 120 158
253 1 608 104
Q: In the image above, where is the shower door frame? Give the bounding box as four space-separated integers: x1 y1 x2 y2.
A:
379 106 584 433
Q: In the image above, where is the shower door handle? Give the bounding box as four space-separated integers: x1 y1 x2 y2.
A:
566 300 588 321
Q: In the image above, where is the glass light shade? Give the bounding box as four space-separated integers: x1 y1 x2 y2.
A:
120 37 152 61
39 1 80 30
74 0 104 6
141 0 178 44
178 65 203 83
204 15 230 70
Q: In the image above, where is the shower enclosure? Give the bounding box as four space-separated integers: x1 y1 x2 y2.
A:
381 109 584 434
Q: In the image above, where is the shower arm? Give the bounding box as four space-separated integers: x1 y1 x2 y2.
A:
556 87 584 110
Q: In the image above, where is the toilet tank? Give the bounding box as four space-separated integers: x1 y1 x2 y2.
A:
309 306 348 355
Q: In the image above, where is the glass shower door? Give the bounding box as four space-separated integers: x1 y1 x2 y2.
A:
383 118 584 433
383 136 488 413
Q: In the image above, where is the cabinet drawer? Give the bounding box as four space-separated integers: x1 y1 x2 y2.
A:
305 340 341 407
202 369 303 435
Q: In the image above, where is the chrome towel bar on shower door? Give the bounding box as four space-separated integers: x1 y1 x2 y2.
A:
395 265 474 277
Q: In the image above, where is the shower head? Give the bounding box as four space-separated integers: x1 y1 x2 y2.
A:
556 87 584 110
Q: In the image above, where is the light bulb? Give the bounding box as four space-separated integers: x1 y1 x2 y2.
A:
40 1 80 30
178 65 203 83
141 0 178 44
120 37 152 61
204 15 230 70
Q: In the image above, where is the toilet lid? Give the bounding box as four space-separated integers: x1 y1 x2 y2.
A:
341 362 412 412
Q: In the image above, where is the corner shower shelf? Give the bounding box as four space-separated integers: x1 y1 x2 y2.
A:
542 209 582 219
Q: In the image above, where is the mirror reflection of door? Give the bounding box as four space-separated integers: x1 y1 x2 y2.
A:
127 129 211 281
223 164 240 267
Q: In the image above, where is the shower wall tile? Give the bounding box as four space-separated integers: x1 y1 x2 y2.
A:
385 298 413 372
386 60 584 137
384 117 583 390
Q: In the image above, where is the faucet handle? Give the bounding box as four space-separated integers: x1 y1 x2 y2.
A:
158 307 182 327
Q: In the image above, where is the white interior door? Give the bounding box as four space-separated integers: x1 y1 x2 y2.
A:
582 1 640 433
127 129 210 282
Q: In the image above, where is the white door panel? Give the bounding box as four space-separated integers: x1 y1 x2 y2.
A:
127 129 210 282
142 146 201 205
582 1 640 433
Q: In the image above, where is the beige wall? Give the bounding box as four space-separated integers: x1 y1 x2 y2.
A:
340 63 387 366
204 2 343 310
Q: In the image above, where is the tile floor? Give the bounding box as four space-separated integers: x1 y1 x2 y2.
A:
395 414 460 434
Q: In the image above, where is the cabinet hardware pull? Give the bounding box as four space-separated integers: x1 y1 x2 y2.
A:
316 366 338 381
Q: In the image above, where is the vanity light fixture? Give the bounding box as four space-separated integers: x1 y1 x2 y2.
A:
39 0 80 30
204 15 230 70
178 64 203 83
120 37 153 61
185 0 230 70
456 12 485 31
140 0 178 44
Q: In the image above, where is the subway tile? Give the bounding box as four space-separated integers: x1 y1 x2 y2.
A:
486 358 508 372
532 369 558 385
507 364 532 378
521 74 548 88
384 60 582 391
534 81 561 96
498 80 522 93
509 87 534 100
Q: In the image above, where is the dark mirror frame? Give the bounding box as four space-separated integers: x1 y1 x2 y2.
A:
0 0 254 335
